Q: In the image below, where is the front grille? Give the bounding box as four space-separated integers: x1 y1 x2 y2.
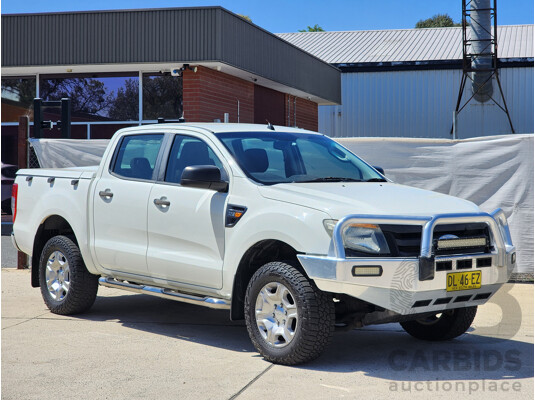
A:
433 223 490 255
345 223 490 258
380 224 422 257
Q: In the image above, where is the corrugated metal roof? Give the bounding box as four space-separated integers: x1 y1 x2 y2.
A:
278 25 533 64
1 8 341 104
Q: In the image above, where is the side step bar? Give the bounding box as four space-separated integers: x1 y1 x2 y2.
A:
98 277 230 310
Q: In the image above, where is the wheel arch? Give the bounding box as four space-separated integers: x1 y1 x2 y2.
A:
230 239 306 320
31 215 77 288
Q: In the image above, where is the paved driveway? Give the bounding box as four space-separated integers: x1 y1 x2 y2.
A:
2 269 533 400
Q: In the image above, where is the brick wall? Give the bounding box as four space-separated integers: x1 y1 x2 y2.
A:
183 65 318 131
284 94 318 131
182 66 254 123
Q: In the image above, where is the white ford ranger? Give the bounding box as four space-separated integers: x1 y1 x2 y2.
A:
12 123 515 365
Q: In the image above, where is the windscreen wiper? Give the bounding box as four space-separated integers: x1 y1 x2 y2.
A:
297 177 363 183
366 178 387 182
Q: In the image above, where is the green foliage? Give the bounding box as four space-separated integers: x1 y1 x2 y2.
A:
298 24 325 32
237 14 252 23
108 79 139 121
142 75 183 120
1 78 36 106
415 14 461 28
39 78 112 115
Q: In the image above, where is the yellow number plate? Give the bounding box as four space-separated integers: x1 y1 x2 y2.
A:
446 271 481 292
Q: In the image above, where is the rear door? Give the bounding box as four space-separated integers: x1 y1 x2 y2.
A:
93 133 165 276
146 133 229 289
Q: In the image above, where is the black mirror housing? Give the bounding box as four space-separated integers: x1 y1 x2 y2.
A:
180 165 228 192
373 166 385 176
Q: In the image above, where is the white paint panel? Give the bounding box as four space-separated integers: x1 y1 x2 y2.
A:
319 68 534 138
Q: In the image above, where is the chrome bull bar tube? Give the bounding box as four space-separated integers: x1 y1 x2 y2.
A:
328 208 512 282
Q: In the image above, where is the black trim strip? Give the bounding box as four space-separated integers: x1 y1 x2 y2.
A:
335 59 533 73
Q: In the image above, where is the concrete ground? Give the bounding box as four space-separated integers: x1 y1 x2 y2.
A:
1 267 533 400
1 236 17 268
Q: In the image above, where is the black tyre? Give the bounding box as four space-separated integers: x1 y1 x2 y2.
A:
400 306 477 341
244 261 335 365
39 235 99 315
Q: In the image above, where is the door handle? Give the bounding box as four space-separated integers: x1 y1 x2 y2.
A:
99 190 114 198
154 197 171 207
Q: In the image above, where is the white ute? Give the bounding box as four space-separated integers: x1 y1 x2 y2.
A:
11 123 516 365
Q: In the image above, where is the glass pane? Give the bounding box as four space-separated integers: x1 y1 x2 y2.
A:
1 77 36 122
216 131 383 185
112 134 163 180
40 74 139 122
143 73 182 120
165 135 226 184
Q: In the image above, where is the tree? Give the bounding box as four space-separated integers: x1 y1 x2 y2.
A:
108 79 139 121
415 14 461 28
299 24 325 32
1 78 35 106
142 75 182 120
237 14 252 23
39 78 112 116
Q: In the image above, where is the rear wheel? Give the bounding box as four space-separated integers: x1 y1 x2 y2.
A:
400 306 477 341
244 261 335 365
39 235 99 315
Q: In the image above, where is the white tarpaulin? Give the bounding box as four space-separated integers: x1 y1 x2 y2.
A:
338 134 533 274
30 134 533 273
30 138 110 168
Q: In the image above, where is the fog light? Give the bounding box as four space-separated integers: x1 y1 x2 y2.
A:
352 265 383 277
511 252 516 264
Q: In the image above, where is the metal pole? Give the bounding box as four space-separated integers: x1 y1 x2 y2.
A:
452 111 458 139
293 96 297 127
495 72 515 133
33 98 42 138
17 115 29 270
138 71 143 125
60 98 71 138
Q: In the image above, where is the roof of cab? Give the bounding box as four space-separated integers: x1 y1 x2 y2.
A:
115 123 322 136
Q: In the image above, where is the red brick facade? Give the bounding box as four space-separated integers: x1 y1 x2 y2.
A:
182 66 254 124
284 95 318 131
183 66 318 131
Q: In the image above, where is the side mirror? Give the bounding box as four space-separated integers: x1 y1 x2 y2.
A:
181 165 228 192
373 166 385 176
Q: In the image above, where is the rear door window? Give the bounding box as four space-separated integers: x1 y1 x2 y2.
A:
111 134 164 180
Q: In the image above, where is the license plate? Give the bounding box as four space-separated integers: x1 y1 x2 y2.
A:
446 271 481 292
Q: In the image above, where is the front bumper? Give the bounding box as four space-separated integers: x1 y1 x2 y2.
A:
297 209 515 315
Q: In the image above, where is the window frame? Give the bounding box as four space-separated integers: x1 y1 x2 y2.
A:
108 133 168 182
155 132 230 188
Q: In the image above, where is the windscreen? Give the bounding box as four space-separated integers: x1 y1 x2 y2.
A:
214 131 384 185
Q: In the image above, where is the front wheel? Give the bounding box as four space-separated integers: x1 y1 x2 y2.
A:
39 235 99 315
400 306 477 341
244 261 335 365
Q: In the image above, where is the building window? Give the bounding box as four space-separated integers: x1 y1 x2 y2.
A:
142 73 182 120
40 73 139 122
1 77 36 122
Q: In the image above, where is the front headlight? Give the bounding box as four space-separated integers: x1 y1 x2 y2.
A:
342 223 390 254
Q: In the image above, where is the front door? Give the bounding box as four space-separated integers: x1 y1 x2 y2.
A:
147 134 229 289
